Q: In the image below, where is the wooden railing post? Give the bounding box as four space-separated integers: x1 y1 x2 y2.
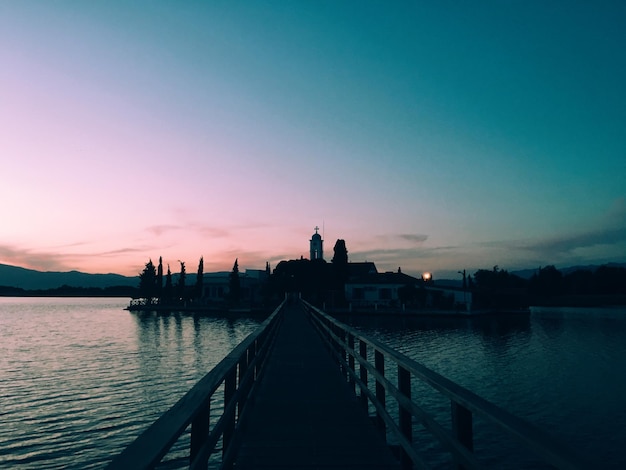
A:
375 349 386 439
190 400 210 470
398 365 412 470
339 329 347 379
359 340 368 411
451 401 473 469
238 350 249 416
348 333 355 393
223 368 237 458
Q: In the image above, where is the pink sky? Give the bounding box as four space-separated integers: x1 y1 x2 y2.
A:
1 3 625 279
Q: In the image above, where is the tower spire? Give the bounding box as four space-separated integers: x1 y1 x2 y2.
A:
310 226 324 260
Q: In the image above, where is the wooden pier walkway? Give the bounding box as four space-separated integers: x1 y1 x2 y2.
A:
232 301 400 469
109 299 587 470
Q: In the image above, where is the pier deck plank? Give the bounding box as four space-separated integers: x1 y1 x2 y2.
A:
233 302 400 469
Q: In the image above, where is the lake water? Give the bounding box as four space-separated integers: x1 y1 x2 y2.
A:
1 299 625 468
346 306 626 468
0 298 263 469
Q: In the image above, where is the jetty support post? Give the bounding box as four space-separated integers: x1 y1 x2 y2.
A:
348 333 355 393
359 339 368 412
375 349 386 439
222 368 237 458
398 365 412 470
339 329 347 380
451 400 473 469
190 399 210 470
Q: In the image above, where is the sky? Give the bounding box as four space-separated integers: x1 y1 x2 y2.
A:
1 1 625 280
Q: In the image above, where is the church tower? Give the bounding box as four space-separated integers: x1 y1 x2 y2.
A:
310 226 324 260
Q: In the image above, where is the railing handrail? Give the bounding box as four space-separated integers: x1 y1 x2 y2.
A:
106 299 286 470
303 300 589 470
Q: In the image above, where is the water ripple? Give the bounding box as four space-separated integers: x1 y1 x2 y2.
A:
0 298 262 469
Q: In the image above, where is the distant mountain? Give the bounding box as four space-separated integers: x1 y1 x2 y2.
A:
0 264 138 290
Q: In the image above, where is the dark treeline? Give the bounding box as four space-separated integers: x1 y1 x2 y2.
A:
0 284 138 297
471 265 626 308
137 256 259 307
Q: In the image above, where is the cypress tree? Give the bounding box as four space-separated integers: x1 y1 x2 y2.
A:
229 258 241 303
177 261 186 301
139 259 157 304
156 256 164 301
195 256 204 299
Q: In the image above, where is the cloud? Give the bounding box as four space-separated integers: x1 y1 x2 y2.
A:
0 244 73 272
0 242 163 274
517 197 626 259
519 227 626 256
145 223 231 238
372 233 428 245
190 224 231 238
146 224 181 236
98 247 150 257
399 234 429 243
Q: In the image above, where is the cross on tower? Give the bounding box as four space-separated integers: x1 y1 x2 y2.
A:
314 226 319 234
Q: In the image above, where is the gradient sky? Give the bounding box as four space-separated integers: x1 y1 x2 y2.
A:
1 1 625 279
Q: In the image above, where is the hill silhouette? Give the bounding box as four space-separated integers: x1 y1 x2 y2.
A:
0 264 138 290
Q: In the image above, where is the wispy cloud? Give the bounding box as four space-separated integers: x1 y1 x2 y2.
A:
0 244 73 272
97 247 151 257
519 227 626 256
398 234 428 243
372 233 428 245
146 224 182 236
513 197 626 260
145 223 231 238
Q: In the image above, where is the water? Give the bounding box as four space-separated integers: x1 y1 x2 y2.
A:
1 300 625 468
0 298 264 469
346 307 626 468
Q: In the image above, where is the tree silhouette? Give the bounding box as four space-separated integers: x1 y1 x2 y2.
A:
331 239 348 264
330 239 349 305
195 256 204 299
139 259 157 304
529 265 563 297
473 266 527 309
156 256 163 300
164 264 173 303
177 261 186 301
229 258 241 303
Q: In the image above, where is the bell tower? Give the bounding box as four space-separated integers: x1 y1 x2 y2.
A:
310 226 324 260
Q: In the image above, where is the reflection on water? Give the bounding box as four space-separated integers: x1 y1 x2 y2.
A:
0 298 264 469
345 308 626 468
1 299 625 468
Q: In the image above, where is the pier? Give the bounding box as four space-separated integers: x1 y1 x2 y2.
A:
107 296 587 469
232 300 399 469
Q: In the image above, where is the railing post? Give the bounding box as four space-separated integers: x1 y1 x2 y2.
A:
339 329 347 379
451 401 473 469
359 340 368 411
251 338 259 381
190 400 210 470
348 333 355 393
398 365 412 470
375 349 386 439
223 368 237 458
238 350 249 416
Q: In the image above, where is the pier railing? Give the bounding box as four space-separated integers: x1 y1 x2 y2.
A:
303 300 587 470
106 300 285 470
